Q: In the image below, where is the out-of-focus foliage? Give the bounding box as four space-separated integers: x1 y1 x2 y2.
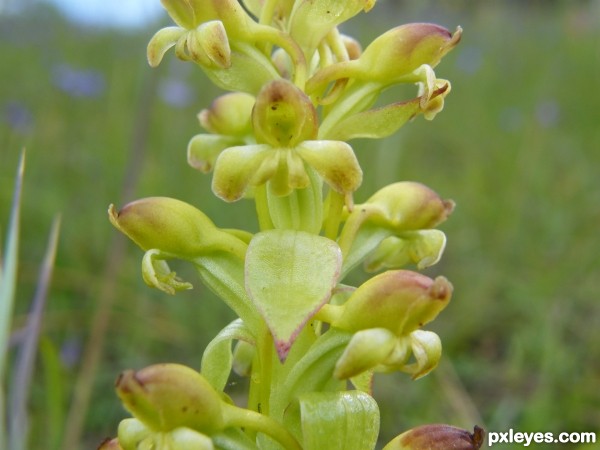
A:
1 1 598 449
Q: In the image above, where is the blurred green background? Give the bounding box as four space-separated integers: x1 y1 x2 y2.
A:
1 1 599 449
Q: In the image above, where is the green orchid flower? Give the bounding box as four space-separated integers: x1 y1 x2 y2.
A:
115 363 302 450
147 0 308 92
211 79 362 206
317 270 452 379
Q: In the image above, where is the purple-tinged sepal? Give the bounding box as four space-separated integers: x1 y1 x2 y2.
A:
383 424 485 450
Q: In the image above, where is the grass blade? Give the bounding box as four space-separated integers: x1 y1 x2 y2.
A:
9 216 61 450
40 337 66 450
0 151 26 449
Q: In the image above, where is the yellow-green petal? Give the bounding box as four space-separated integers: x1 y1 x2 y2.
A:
295 140 363 196
403 330 442 379
147 26 186 67
212 144 272 202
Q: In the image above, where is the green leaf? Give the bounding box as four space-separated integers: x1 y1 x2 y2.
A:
297 391 380 450
245 230 341 360
201 319 255 392
195 252 260 330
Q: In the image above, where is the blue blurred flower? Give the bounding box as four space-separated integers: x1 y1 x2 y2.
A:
158 78 196 108
3 101 33 133
535 99 560 128
52 64 106 98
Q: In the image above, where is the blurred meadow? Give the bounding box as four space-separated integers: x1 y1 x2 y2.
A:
1 1 599 449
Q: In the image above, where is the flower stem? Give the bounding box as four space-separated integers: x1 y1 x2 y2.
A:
258 327 273 416
252 24 308 89
323 190 345 240
259 0 278 25
337 206 377 257
314 303 344 326
222 403 302 450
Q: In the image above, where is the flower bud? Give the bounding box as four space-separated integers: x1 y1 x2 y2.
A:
338 182 452 275
364 23 461 77
199 92 255 136
108 197 219 257
115 363 225 433
363 181 454 231
252 79 318 148
334 270 452 336
307 24 461 93
383 424 484 450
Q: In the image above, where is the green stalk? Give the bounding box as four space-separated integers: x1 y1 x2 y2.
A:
255 184 274 231
257 327 274 416
258 0 278 25
323 190 345 240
